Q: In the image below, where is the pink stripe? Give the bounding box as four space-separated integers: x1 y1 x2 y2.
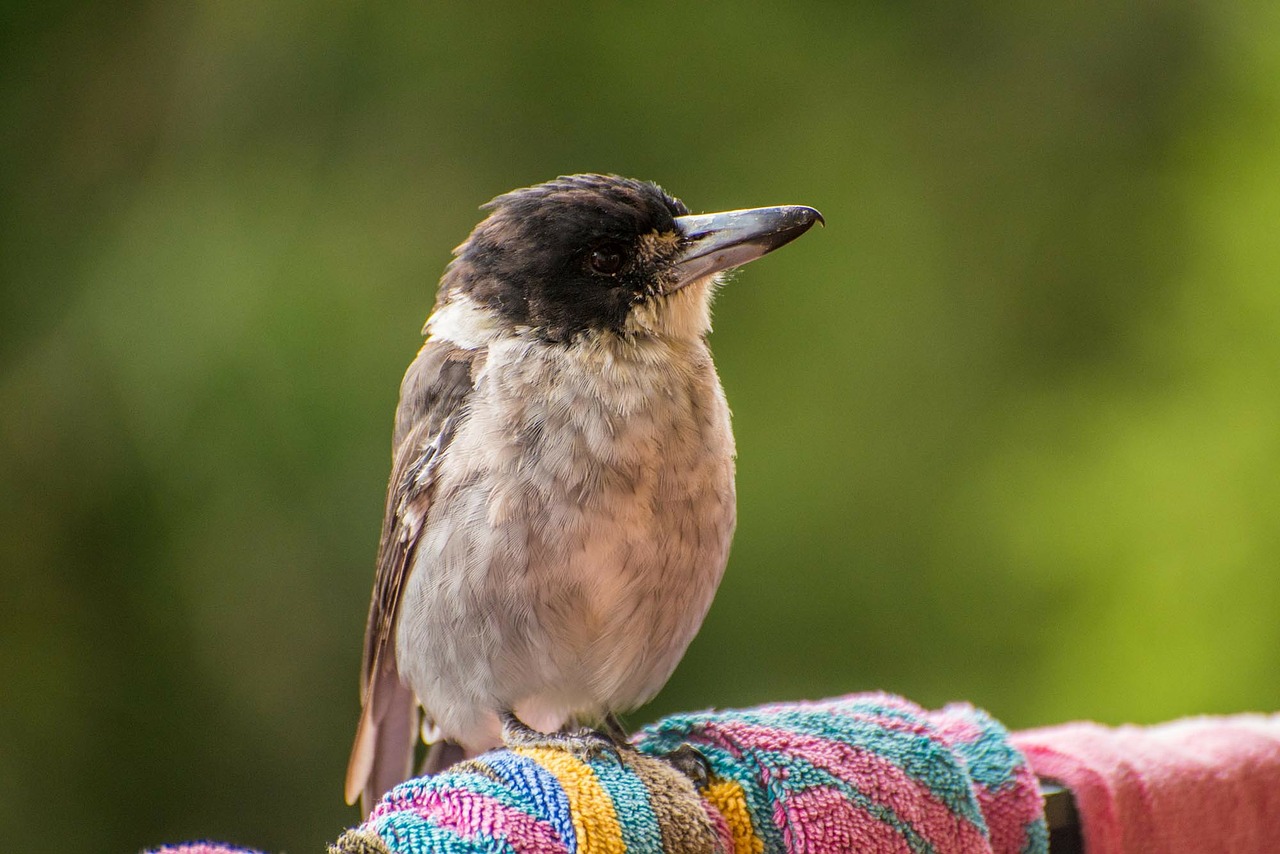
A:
700 720 991 853
380 787 569 853
778 785 914 854
976 763 1043 854
369 780 435 820
701 799 736 852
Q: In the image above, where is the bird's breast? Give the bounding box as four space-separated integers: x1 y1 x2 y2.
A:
400 334 736 741
456 335 735 523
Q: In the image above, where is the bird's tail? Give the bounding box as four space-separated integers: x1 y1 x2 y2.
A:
345 672 418 817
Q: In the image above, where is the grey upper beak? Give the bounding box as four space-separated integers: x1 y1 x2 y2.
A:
668 205 824 293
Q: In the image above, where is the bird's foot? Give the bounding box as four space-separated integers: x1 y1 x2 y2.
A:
662 743 713 790
500 711 624 763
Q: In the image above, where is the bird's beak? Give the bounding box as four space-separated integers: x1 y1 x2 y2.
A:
666 205 824 293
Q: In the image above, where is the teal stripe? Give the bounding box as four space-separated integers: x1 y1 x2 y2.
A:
1021 817 1050 854
586 756 663 853
825 696 925 725
946 709 1028 792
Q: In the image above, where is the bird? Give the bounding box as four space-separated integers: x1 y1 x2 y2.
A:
344 173 823 813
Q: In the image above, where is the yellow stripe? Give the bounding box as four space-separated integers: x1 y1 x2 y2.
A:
703 778 763 854
515 747 626 854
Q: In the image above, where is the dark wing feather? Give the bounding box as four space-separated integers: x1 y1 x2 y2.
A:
344 339 480 812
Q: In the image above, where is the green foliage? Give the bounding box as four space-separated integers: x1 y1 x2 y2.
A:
2 2 1278 851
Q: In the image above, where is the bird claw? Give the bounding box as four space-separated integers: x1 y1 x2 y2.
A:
662 743 713 790
500 712 625 763
564 726 625 762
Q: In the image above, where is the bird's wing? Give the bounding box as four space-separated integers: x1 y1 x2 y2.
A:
344 338 481 812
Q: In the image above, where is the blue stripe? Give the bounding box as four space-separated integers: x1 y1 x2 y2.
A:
479 751 577 852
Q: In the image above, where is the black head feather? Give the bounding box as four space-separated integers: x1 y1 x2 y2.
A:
437 174 691 342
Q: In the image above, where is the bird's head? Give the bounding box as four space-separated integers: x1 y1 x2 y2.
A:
426 174 822 346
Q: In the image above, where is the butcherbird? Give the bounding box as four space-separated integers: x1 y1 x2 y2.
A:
345 174 822 812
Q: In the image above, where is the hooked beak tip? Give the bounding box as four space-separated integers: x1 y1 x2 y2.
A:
667 204 823 291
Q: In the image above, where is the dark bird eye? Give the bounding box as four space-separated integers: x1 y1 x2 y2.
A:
586 241 629 276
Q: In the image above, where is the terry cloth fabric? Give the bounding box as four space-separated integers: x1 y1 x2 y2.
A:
1011 714 1280 854
332 745 726 854
637 694 1046 854
327 693 1046 854
147 845 266 854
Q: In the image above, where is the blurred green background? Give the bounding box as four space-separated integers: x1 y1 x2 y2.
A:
3 2 1279 851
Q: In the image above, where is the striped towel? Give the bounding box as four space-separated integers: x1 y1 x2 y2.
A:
321 693 1046 854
